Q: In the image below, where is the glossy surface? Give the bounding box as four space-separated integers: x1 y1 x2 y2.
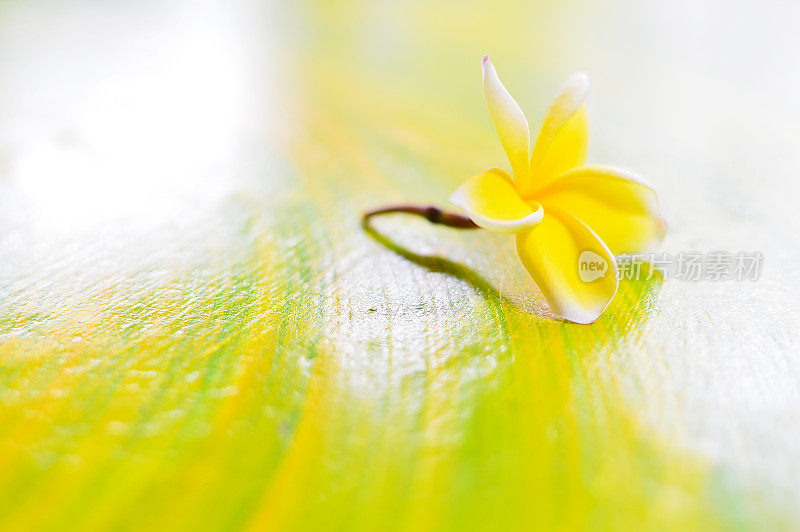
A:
1 0 799 529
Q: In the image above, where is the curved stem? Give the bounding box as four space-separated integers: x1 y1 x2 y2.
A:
363 204 479 229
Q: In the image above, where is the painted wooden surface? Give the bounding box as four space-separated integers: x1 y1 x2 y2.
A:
1 0 799 529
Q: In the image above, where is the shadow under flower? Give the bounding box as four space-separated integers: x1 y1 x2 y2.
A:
361 217 522 308
361 217 663 330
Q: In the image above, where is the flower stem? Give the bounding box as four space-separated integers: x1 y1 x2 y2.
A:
363 204 479 229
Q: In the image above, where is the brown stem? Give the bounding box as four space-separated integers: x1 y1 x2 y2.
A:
362 204 479 229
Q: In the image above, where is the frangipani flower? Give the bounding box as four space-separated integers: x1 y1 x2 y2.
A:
450 55 666 324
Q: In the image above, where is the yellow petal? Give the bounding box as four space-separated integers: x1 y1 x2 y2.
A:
529 73 590 192
482 55 531 191
533 166 667 255
450 168 543 234
515 206 618 324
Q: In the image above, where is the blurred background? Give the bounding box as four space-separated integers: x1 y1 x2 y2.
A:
1 0 799 529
